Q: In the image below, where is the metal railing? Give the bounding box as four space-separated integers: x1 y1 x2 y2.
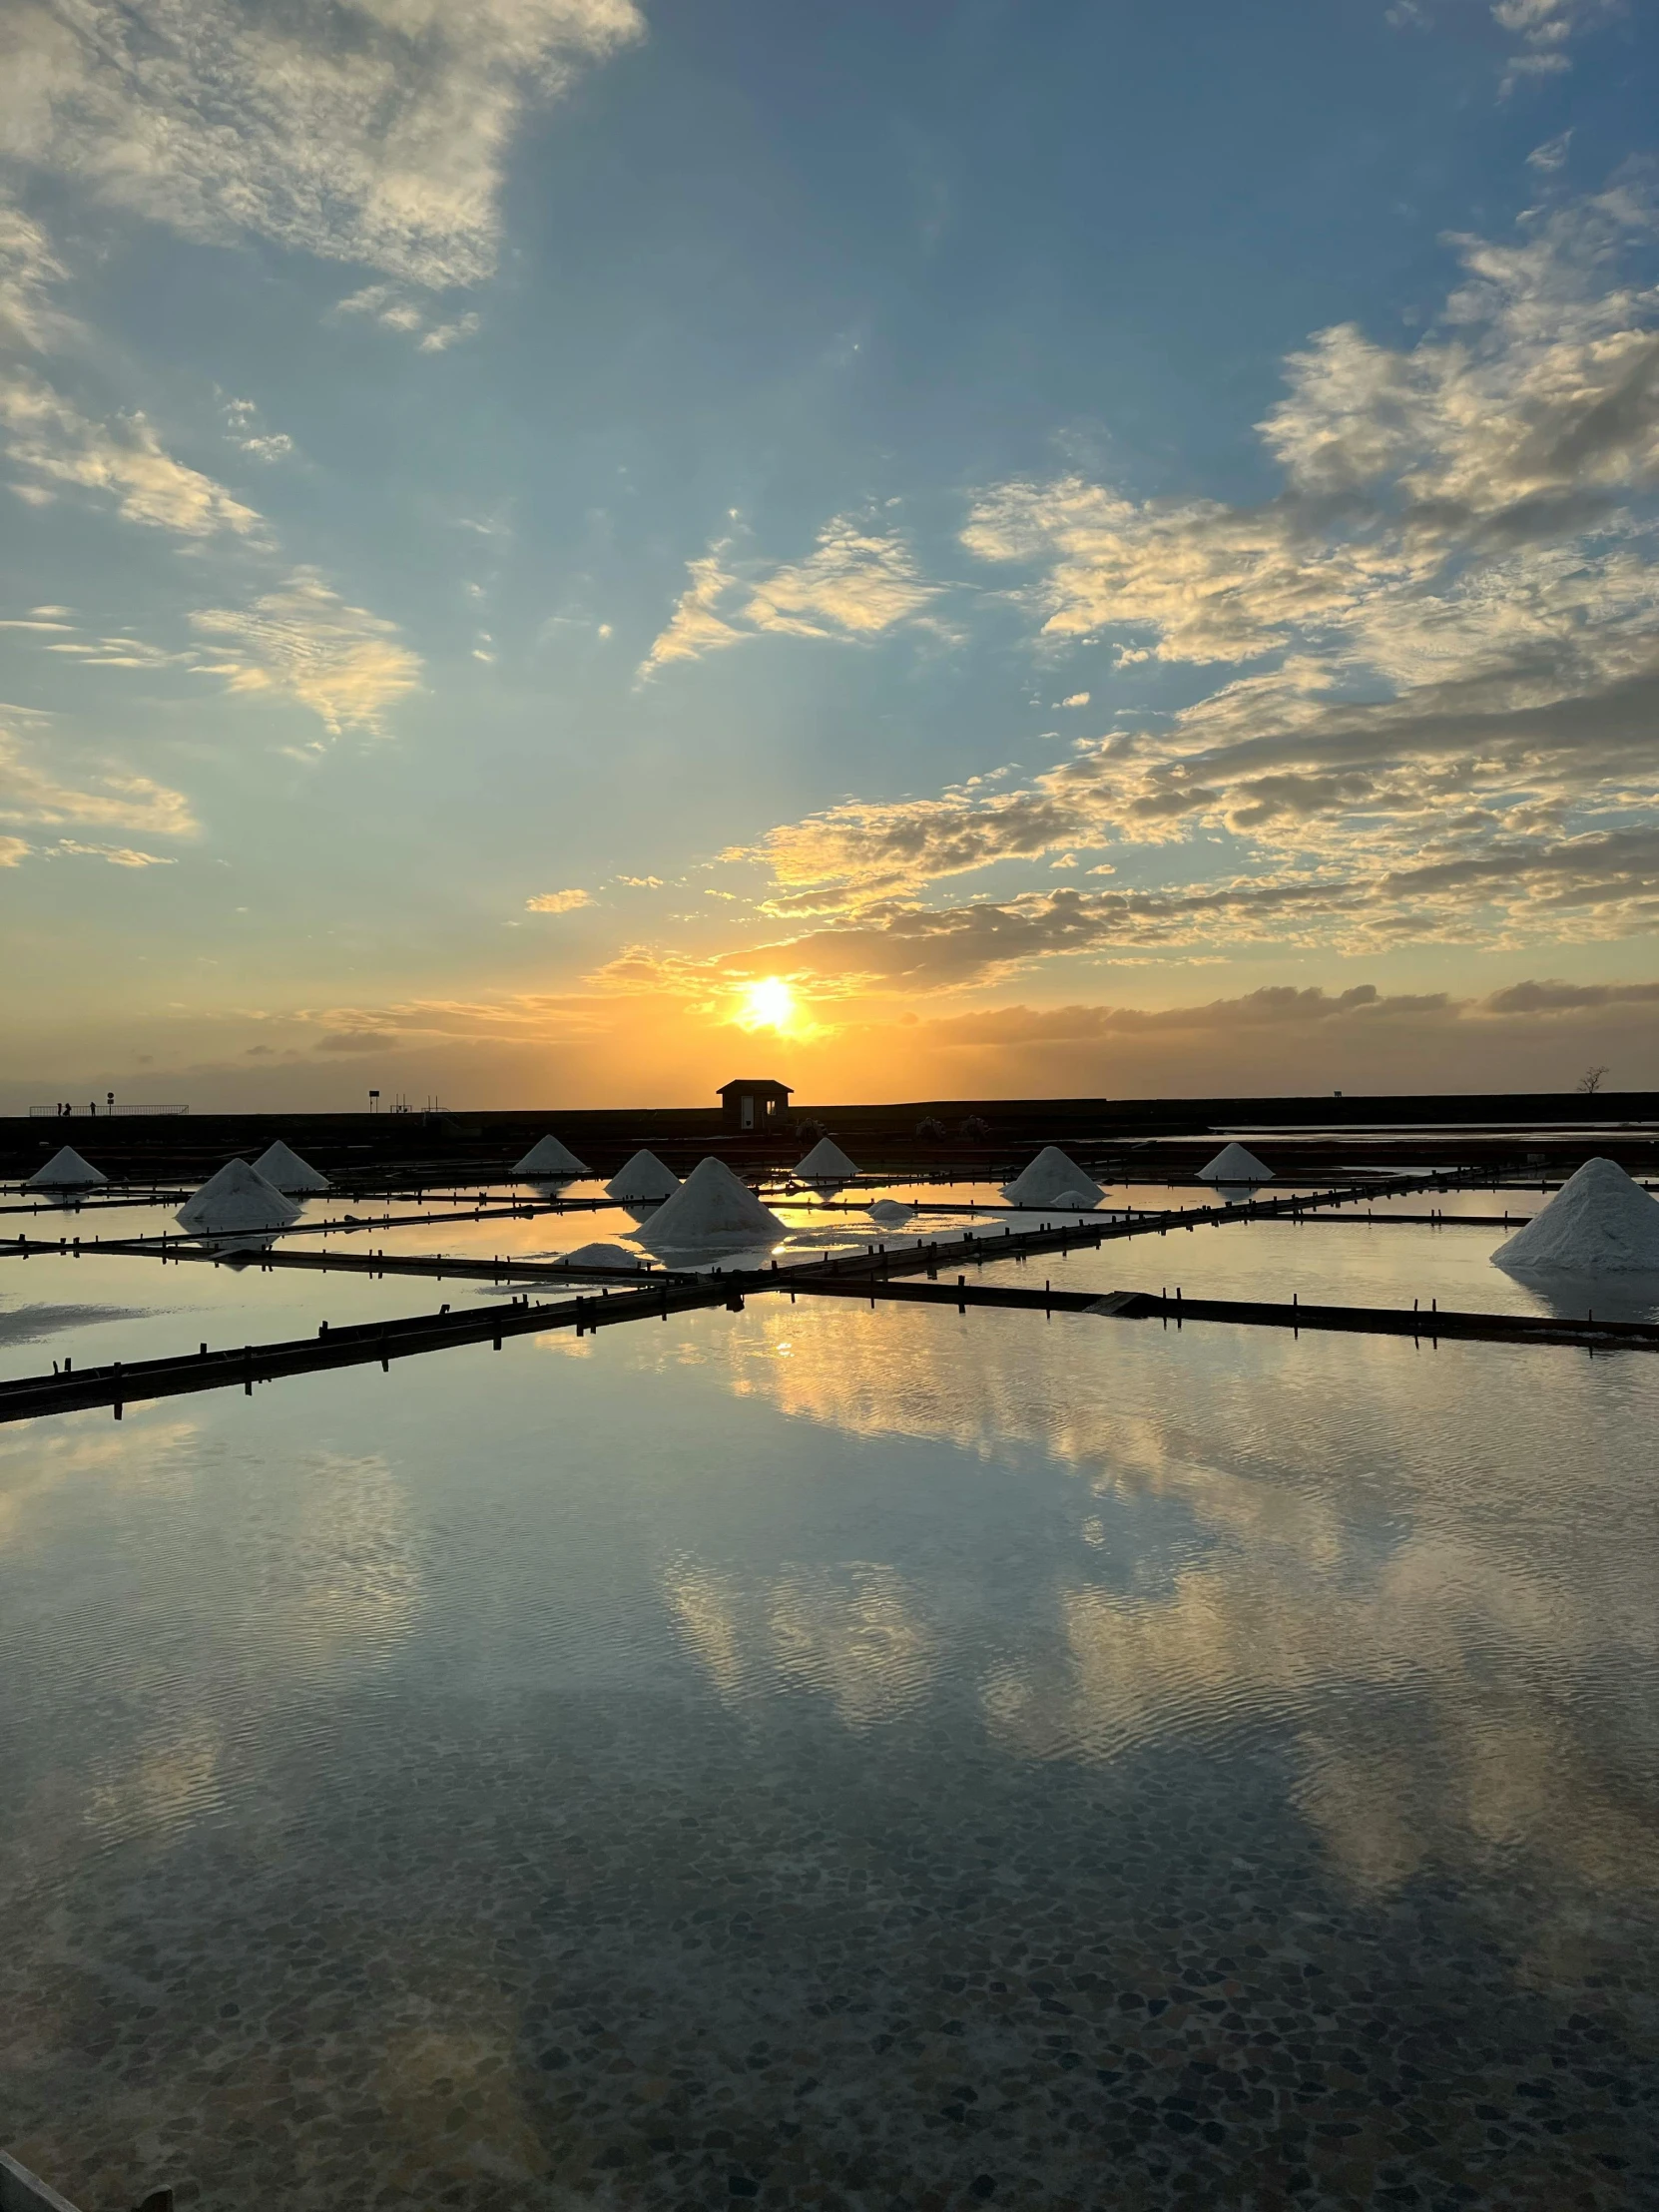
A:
28 1103 188 1118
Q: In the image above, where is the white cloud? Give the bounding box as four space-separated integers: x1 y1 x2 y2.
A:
189 570 422 736
0 194 64 348
639 550 746 671
0 0 644 287
46 631 190 669
640 517 942 678
1527 129 1573 173
0 731 197 835
728 181 1659 974
654 819 1659 990
0 199 416 748
1491 0 1617 95
222 397 294 463
7 587 421 740
53 838 174 864
965 187 1659 685
419 312 481 353
0 369 264 535
334 283 481 350
525 886 591 912
964 475 1419 665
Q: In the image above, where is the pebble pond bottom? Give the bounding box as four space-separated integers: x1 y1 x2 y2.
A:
0 1273 1656 2211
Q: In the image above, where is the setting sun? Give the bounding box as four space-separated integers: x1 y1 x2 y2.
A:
741 977 798 1031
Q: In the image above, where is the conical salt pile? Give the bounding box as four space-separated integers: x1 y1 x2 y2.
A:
1198 1142 1273 1184
1048 1187 1100 1211
638 1157 785 1247
252 1139 330 1194
25 1145 107 1190
513 1133 589 1178
560 1241 645 1270
605 1149 680 1203
1493 1158 1659 1274
1003 1146 1104 1207
797 1136 859 1183
867 1199 914 1226
177 1158 301 1236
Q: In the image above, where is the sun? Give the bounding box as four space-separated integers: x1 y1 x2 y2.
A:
740 976 797 1031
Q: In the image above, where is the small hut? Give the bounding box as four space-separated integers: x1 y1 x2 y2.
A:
718 1078 793 1132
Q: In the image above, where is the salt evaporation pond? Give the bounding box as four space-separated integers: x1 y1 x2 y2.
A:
0 1210 1655 2209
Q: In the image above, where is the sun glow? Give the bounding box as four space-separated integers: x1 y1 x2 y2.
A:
740 976 798 1031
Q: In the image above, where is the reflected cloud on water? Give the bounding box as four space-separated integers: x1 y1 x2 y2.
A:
1 1264 1656 2207
676 1298 1659 1920
662 1559 938 1730
1 1423 423 1882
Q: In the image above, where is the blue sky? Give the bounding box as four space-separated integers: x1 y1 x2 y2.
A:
3 0 1659 1107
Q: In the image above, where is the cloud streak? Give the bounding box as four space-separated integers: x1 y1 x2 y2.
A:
716 179 1659 989
0 731 197 835
0 370 264 535
1491 0 1617 95
640 517 943 677
189 570 422 736
0 0 644 287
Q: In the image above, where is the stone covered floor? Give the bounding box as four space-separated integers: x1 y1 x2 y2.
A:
3 1704 1652 2211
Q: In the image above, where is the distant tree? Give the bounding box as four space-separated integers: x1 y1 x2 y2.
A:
915 1116 948 1140
1578 1065 1610 1095
959 1114 992 1141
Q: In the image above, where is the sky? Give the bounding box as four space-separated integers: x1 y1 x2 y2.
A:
3 0 1659 1111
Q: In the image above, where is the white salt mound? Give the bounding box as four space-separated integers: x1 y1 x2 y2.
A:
1492 1157 1659 1275
639 1157 785 1247
867 1199 914 1226
560 1242 644 1270
513 1133 589 1178
252 1139 330 1194
1003 1146 1105 1207
1047 1187 1100 1212
177 1158 301 1236
605 1149 680 1203
25 1145 107 1190
1198 1142 1273 1184
798 1136 859 1183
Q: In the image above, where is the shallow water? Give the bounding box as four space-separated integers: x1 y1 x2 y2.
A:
0 1217 1656 2209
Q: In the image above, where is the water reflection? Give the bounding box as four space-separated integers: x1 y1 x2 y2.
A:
2 1252 1656 2207
663 1559 937 1729
0 1410 200 1550
694 1299 1659 1911
1508 1269 1659 1325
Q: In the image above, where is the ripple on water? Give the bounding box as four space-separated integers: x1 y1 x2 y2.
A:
0 1280 1654 2209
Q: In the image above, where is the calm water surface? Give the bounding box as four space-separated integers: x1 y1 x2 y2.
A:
0 1213 1656 2209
